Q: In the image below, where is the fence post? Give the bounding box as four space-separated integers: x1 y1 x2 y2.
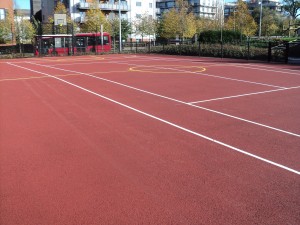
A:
285 42 289 64
179 41 182 55
247 39 250 60
53 37 56 56
198 40 201 57
95 26 98 55
221 41 223 59
268 41 272 62
39 38 42 57
136 41 138 53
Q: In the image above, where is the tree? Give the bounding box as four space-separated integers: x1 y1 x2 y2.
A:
175 0 196 39
158 0 196 40
159 8 180 39
45 1 77 34
81 0 111 33
283 0 300 20
14 11 36 53
252 7 282 36
282 0 300 36
0 15 12 44
225 0 257 37
261 8 280 37
196 18 219 33
184 12 197 39
109 17 131 43
134 13 156 41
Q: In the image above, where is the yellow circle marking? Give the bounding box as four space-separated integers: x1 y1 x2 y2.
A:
129 65 206 73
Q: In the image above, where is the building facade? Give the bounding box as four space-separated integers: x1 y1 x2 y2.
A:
30 0 42 18
156 0 220 19
0 0 13 21
41 0 130 23
74 0 129 23
128 0 156 41
42 0 70 22
41 0 156 41
224 0 282 18
0 0 14 44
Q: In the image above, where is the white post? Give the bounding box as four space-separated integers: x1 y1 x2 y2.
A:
259 0 263 38
101 24 104 51
119 0 122 52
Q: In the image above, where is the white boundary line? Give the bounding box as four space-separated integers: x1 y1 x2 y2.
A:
7 62 300 176
32 54 300 75
189 86 300 104
47 60 286 89
26 61 300 138
95 61 288 88
222 64 300 76
136 55 300 75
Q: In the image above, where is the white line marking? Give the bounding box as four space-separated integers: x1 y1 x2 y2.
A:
189 86 300 104
226 64 300 76
135 55 300 76
99 61 287 88
7 62 300 175
26 61 300 138
44 54 300 76
46 60 286 89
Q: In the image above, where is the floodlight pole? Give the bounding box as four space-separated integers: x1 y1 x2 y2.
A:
119 0 122 52
220 0 224 59
259 0 263 38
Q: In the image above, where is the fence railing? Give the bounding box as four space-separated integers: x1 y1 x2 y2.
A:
1 40 300 64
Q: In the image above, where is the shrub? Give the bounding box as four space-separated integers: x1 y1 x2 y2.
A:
199 30 246 44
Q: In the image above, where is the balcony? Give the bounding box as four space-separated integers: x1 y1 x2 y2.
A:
77 2 129 12
75 16 85 23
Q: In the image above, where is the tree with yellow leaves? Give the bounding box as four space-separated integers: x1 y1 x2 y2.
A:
44 1 77 34
159 0 196 40
81 0 111 33
0 12 12 44
225 0 257 37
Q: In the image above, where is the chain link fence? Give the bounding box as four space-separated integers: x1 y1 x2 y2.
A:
1 29 299 64
118 39 300 64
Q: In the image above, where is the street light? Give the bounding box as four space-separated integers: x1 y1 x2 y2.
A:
259 0 263 37
119 0 122 52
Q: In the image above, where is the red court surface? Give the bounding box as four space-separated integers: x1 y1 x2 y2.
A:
0 54 299 225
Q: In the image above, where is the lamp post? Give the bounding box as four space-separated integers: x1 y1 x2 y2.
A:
259 0 263 38
220 0 225 59
119 0 122 52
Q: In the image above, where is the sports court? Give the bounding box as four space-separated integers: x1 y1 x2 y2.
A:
0 54 299 224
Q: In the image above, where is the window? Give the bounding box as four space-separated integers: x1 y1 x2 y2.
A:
136 14 141 19
0 9 5 20
166 2 175 7
149 3 152 8
136 2 141 7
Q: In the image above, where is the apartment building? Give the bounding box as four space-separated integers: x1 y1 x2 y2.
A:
74 0 129 22
0 0 14 44
41 0 156 41
30 0 42 18
0 0 13 21
42 0 70 22
247 0 282 13
156 0 220 19
41 0 129 23
224 0 283 18
128 0 156 41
